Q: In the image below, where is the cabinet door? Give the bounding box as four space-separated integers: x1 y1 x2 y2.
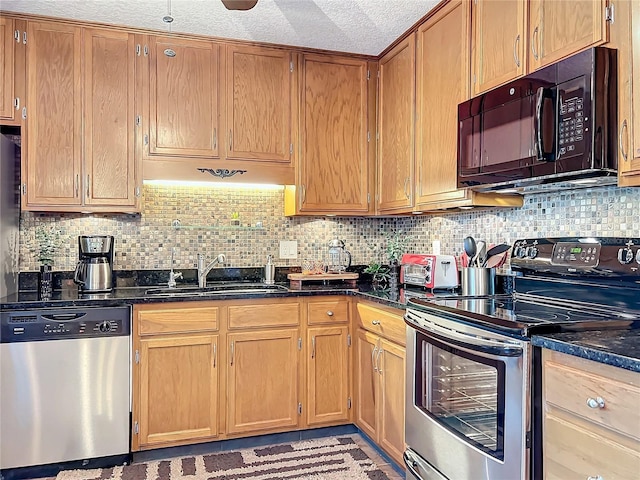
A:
83 28 138 208
529 0 608 71
471 0 526 95
226 45 292 163
618 0 640 185
415 0 470 208
307 326 350 426
139 334 219 446
147 36 219 158
0 17 15 120
355 329 378 441
227 328 299 434
377 35 415 213
378 339 406 465
299 54 370 213
24 21 82 207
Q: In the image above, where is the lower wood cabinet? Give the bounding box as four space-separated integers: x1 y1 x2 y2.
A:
226 328 300 434
355 302 406 465
542 349 640 479
133 303 220 450
139 334 219 446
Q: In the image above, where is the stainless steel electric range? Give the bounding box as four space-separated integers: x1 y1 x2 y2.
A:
403 237 640 480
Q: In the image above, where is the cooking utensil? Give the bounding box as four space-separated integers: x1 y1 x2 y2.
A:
463 237 477 264
486 243 511 258
486 250 509 268
476 241 487 267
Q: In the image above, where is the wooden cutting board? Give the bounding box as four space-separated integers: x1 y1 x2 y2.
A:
287 272 359 289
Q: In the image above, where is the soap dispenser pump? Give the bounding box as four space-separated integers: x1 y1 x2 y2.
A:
264 255 275 284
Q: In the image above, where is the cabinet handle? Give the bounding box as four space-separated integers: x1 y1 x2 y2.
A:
619 119 628 161
213 343 217 368
513 34 520 67
372 346 378 372
586 396 605 409
376 348 383 374
230 341 235 366
13 97 19 110
587 476 604 480
86 175 90 198
532 26 539 61
311 336 316 359
75 174 79 197
164 48 176 57
372 320 381 326
326 310 334 317
14 29 20 43
403 177 410 200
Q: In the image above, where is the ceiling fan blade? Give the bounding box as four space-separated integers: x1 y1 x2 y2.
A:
221 0 258 10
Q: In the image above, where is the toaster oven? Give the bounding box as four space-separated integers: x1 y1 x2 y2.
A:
400 254 459 291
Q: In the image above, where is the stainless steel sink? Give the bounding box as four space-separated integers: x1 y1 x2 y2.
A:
144 283 289 297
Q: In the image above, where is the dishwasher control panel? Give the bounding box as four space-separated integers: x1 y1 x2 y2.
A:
1 307 130 342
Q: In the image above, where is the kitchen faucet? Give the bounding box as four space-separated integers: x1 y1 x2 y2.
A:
197 253 226 288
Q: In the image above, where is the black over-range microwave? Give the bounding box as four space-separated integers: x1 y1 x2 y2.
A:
457 47 617 193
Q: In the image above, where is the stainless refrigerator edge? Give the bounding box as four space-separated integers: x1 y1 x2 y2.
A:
0 133 20 298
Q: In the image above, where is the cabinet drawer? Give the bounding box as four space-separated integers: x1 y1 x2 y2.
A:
307 298 349 325
544 360 640 440
228 301 300 329
356 303 406 346
138 306 218 335
544 413 640 480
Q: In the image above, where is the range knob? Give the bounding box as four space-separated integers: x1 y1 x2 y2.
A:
515 246 527 258
618 247 634 264
98 321 112 333
526 246 539 259
636 249 640 265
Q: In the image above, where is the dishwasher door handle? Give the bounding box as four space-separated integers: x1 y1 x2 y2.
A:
42 313 87 321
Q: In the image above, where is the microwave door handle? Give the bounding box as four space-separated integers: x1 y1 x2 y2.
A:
534 86 555 162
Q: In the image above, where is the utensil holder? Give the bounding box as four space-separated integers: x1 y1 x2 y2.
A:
461 267 495 296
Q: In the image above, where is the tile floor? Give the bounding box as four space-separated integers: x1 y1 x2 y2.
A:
25 433 405 480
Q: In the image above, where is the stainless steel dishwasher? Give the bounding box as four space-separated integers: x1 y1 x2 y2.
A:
0 306 130 471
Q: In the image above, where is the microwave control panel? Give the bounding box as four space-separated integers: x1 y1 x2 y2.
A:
557 78 587 160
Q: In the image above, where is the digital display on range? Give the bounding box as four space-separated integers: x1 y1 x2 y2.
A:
570 247 582 254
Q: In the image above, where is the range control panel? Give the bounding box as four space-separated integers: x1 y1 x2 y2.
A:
511 238 640 276
1 307 130 343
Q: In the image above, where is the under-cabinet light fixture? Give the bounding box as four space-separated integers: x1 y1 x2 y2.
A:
143 179 283 190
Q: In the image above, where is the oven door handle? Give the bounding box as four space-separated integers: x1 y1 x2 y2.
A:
403 449 449 480
405 314 523 358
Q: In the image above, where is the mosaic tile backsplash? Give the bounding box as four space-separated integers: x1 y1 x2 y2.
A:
18 184 640 273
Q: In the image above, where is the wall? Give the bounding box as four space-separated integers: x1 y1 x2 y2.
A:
18 183 640 273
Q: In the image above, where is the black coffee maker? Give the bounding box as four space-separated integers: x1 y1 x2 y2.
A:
73 235 114 292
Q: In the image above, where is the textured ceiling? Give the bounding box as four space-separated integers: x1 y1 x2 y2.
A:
0 0 441 56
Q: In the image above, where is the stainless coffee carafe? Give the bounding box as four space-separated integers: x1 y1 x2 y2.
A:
74 235 114 292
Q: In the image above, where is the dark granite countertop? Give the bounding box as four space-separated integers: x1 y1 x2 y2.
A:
0 282 413 311
532 330 640 373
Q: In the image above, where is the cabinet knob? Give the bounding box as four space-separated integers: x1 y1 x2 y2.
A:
372 320 381 326
326 310 334 316
586 397 605 409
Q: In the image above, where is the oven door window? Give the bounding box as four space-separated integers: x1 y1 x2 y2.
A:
415 331 506 460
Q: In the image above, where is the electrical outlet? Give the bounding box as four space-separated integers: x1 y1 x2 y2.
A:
432 240 441 255
279 240 298 259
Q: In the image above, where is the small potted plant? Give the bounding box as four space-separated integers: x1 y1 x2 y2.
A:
384 229 410 290
230 211 241 226
30 225 62 298
363 261 390 285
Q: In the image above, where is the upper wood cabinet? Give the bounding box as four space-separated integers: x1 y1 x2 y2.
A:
145 35 220 159
22 21 140 212
1 17 25 127
225 45 294 164
615 0 640 187
292 54 372 214
528 0 609 71
471 0 526 96
376 34 416 214
471 0 610 96
23 21 83 208
83 28 138 208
